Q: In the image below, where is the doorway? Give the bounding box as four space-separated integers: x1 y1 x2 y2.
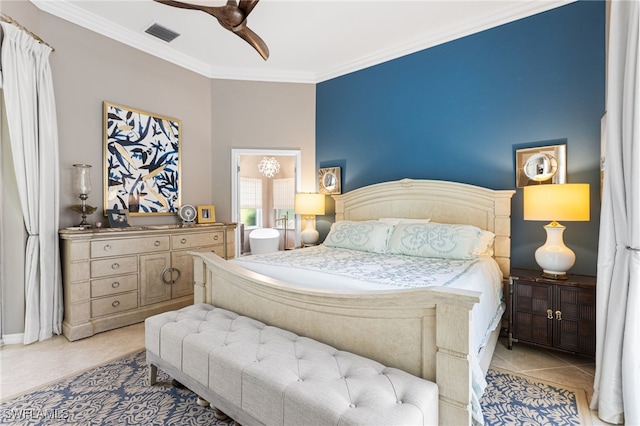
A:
231 149 301 258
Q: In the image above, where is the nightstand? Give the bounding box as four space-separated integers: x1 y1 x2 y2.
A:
508 268 596 357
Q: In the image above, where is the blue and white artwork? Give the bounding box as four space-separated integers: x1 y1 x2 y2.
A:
104 102 181 215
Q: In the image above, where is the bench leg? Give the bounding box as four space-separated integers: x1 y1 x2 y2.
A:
148 364 158 385
213 408 230 421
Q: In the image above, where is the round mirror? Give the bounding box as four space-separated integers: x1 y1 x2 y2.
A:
322 172 337 192
523 153 558 182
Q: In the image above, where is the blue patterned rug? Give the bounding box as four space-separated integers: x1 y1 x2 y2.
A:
480 368 588 425
1 351 586 425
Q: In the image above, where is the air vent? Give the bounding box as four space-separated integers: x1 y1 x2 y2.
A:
145 23 180 43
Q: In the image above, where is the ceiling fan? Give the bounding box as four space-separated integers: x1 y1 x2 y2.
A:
153 0 269 60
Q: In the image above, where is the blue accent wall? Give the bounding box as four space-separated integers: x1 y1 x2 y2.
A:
316 1 605 275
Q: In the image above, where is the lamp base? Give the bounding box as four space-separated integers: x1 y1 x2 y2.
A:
300 217 319 245
535 221 575 280
540 271 569 280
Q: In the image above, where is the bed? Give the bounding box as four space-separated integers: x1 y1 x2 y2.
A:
191 178 515 425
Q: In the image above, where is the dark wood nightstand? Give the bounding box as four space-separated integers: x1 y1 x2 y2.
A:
508 268 596 357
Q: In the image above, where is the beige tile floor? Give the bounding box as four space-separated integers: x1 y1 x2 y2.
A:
0 325 615 425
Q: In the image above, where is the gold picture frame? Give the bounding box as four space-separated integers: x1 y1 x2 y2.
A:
319 167 341 194
103 102 181 216
197 205 216 223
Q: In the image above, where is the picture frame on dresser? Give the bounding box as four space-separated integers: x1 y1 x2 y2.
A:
106 209 130 227
103 101 182 216
197 205 216 223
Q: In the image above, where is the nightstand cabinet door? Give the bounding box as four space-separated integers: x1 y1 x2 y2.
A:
554 285 596 355
513 280 554 347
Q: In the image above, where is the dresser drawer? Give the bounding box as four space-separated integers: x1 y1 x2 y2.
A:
91 274 138 298
171 232 223 249
91 236 170 258
91 256 137 278
91 292 138 317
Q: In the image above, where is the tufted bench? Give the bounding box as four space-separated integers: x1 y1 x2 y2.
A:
145 303 438 426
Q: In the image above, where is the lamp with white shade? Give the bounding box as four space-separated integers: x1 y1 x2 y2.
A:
294 193 325 246
523 183 590 280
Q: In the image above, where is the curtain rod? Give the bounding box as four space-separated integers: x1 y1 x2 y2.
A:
0 12 55 52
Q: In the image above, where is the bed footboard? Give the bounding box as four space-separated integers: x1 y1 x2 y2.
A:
192 251 479 425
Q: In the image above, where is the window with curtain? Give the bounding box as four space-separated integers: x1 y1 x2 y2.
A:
240 177 262 227
273 177 294 228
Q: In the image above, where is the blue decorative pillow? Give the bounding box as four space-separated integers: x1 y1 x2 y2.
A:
386 222 486 259
324 221 393 253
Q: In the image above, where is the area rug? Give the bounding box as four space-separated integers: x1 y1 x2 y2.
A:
1 350 589 425
480 367 592 426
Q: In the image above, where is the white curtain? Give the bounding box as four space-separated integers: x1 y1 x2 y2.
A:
0 22 62 344
590 1 640 424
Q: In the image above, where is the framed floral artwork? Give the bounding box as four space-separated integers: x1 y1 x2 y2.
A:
103 102 181 215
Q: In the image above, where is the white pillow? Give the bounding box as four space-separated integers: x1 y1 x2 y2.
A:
474 230 496 256
324 220 393 253
386 222 488 259
378 217 431 226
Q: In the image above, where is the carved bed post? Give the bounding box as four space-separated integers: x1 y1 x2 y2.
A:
436 299 475 426
193 254 207 304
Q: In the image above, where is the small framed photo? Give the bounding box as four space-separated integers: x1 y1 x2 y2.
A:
197 205 216 223
318 167 341 194
106 209 131 228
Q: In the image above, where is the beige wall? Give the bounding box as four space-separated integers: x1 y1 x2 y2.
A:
0 0 315 335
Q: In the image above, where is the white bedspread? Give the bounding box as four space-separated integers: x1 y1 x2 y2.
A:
232 245 504 425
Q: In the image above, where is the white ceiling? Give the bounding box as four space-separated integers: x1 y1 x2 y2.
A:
32 0 575 84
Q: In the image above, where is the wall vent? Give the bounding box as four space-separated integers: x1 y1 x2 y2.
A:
145 23 180 43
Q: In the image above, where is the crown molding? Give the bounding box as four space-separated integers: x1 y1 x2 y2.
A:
315 0 576 83
32 0 575 84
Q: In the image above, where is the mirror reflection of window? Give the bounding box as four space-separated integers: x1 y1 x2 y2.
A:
523 153 558 182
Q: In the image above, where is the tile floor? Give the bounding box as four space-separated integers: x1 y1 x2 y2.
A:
0 324 614 425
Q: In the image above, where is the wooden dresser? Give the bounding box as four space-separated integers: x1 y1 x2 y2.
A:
59 223 236 341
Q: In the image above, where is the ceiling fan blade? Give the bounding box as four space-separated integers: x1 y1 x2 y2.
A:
238 0 260 16
232 25 269 60
154 0 269 60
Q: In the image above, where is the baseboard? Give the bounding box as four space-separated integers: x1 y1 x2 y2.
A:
1 333 25 345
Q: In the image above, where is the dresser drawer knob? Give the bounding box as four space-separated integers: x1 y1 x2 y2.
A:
112 300 120 308
213 235 219 241
112 263 120 270
104 244 111 251
181 238 187 244
111 281 120 288
154 240 161 246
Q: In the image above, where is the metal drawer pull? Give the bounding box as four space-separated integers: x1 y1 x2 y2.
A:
111 281 120 288
154 240 161 246
556 310 562 321
104 244 111 251
213 235 219 240
112 300 120 308
547 309 553 320
112 263 120 269
181 238 187 244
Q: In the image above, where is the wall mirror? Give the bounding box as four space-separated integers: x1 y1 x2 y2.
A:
515 144 566 188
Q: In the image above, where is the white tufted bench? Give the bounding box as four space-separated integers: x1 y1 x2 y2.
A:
145 303 438 426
